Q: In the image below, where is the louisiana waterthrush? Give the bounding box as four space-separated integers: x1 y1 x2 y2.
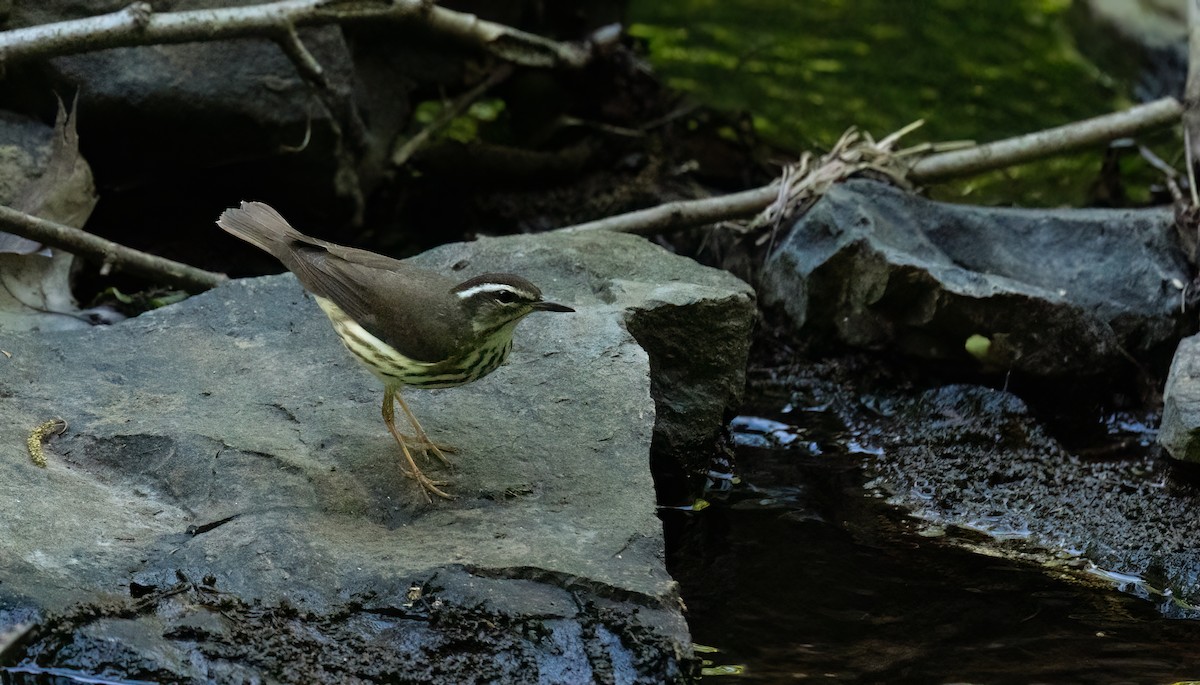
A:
217 201 573 501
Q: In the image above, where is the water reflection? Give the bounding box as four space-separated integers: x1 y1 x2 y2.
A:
664 409 1200 682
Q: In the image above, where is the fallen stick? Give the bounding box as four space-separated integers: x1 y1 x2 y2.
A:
557 97 1185 235
909 96 1184 183
0 204 227 291
0 0 592 69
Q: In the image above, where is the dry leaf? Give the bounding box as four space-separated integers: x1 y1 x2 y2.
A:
0 95 103 331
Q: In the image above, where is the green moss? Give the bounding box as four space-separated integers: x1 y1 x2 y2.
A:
629 0 1164 206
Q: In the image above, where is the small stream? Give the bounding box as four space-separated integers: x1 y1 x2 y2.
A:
665 399 1200 682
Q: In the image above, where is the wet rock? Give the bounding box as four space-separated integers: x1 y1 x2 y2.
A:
1160 334 1200 462
0 230 752 682
759 179 1191 376
831 378 1200 615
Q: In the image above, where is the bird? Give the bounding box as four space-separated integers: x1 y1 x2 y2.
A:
216 201 574 501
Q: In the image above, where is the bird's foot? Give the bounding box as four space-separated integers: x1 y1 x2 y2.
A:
401 434 457 458
382 388 456 498
419 441 455 468
402 465 455 502
391 434 455 468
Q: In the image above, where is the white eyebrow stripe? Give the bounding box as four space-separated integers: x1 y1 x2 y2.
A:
454 283 534 300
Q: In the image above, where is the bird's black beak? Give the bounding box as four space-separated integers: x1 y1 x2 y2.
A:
533 300 574 313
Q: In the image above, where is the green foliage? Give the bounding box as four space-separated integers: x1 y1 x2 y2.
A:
411 98 508 144
98 286 187 312
468 99 506 122
629 0 1162 206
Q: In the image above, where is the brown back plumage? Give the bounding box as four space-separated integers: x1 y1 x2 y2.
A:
217 201 473 363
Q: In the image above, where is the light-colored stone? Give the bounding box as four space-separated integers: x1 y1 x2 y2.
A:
1161 334 1200 462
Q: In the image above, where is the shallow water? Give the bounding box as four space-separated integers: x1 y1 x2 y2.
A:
665 405 1200 683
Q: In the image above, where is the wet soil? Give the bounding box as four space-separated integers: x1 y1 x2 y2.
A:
667 352 1200 682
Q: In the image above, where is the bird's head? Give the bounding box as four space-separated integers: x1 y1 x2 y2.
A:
452 273 574 337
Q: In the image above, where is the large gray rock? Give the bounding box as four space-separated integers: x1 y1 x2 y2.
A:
760 180 1191 376
0 230 753 683
419 233 757 480
7 0 364 216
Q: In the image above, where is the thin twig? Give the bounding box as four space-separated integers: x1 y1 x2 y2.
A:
556 186 779 234
557 98 1185 236
1187 0 1200 205
0 0 591 69
909 96 1183 182
276 22 326 86
391 63 515 167
0 204 226 291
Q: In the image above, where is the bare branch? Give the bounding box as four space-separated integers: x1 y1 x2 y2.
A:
1185 0 1200 203
555 186 778 235
391 63 514 167
276 22 326 86
558 98 1186 237
910 96 1183 183
0 0 591 69
0 204 227 291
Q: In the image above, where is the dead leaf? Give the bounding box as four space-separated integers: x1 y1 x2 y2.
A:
0 94 100 331
15 93 98 227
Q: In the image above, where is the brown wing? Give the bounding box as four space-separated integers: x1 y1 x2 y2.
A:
289 245 472 363
218 201 470 362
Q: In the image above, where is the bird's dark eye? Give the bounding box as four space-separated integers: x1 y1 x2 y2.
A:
495 290 518 304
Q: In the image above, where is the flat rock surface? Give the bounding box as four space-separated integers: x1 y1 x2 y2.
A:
0 230 752 682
